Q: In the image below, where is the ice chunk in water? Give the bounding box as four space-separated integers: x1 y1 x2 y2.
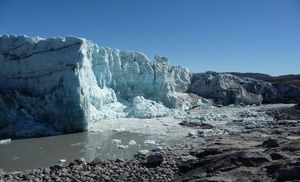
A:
0 139 11 145
128 140 137 145
111 139 122 145
144 140 156 145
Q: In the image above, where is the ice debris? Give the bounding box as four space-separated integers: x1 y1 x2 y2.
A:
116 145 129 149
129 96 170 118
144 139 156 145
137 150 149 155
0 138 11 145
111 139 122 145
128 140 137 145
59 159 66 163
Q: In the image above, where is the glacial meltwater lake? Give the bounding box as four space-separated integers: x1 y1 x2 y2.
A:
0 127 183 172
1 104 276 172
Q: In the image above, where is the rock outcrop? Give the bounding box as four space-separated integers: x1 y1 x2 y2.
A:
189 72 300 105
188 72 277 105
273 83 300 103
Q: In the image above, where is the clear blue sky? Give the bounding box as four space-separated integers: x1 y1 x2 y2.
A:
1 0 299 75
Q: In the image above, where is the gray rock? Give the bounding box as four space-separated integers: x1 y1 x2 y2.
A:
43 168 51 174
234 151 271 167
189 72 273 105
50 164 63 170
179 120 214 129
270 153 286 160
74 157 87 165
151 146 163 153
277 166 300 181
144 153 164 168
262 138 280 148
195 148 223 158
273 83 300 103
189 72 300 105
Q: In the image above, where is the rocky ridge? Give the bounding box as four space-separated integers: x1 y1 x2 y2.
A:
189 72 300 105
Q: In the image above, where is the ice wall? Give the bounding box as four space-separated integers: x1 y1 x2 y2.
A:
89 44 191 108
0 35 191 136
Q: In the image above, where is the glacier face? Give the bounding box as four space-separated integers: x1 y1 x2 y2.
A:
88 43 191 108
0 35 191 138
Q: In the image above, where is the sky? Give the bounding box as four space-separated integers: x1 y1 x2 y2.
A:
0 0 299 76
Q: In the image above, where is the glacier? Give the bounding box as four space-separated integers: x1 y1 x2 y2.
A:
2 35 299 139
0 35 192 138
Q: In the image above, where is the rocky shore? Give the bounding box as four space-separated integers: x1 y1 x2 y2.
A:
1 104 300 182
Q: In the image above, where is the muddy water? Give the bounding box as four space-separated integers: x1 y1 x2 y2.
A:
0 131 179 172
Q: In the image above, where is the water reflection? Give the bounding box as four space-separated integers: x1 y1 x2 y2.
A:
0 131 171 172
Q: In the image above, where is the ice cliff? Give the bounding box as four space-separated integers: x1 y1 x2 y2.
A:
0 35 192 138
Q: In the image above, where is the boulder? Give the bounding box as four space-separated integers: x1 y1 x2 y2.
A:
144 153 164 168
262 139 280 148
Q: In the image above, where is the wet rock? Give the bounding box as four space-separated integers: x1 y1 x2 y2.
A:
179 120 214 129
277 166 300 181
270 153 286 160
178 160 199 174
68 161 76 167
116 144 128 149
50 165 63 171
262 139 280 148
234 151 271 167
74 157 87 165
21 174 29 180
144 153 164 168
151 146 163 153
195 148 223 158
266 162 283 174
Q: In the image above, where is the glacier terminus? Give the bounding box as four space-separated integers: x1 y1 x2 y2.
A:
1 35 300 139
0 35 195 138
